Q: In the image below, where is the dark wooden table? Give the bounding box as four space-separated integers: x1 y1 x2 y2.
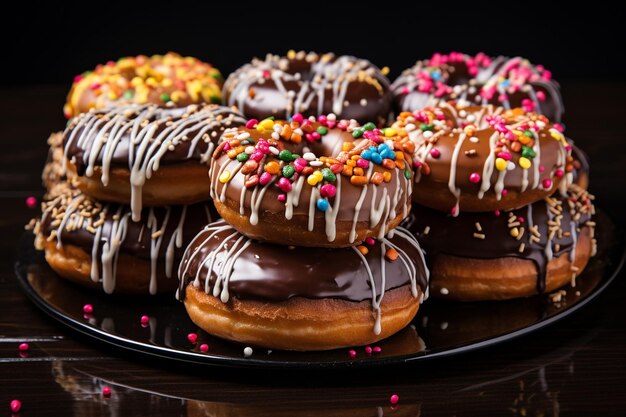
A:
1 83 625 416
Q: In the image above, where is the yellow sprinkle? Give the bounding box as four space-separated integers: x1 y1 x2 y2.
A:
495 158 508 171
219 170 231 183
171 91 185 103
512 130 523 136
519 157 532 169
384 128 396 137
145 77 158 87
130 76 143 87
394 151 405 160
381 66 390 76
107 91 118 100
510 227 520 238
161 78 173 87
383 171 392 182
307 173 322 186
287 49 296 59
550 130 564 141
257 119 275 132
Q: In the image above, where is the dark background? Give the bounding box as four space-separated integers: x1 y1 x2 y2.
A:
2 2 625 86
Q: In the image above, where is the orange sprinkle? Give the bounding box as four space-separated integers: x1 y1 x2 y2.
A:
383 171 392 182
382 159 396 170
350 175 369 186
353 167 364 177
370 172 384 185
357 245 369 255
342 142 355 152
265 161 280 175
385 248 399 262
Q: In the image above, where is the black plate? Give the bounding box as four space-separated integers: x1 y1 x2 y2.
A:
15 209 624 370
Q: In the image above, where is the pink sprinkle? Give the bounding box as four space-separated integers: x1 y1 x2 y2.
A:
277 194 287 202
497 151 512 161
373 346 382 353
245 119 259 129
498 94 508 103
495 210 501 216
536 91 546 101
539 165 546 172
73 74 83 83
468 66 479 76
305 133 314 142
356 158 370 169
200 344 209 353
90 83 101 91
349 349 357 358
83 304 93 314
555 169 564 178
318 115 327 125
222 142 231 152
102 386 111 397
430 148 441 158
140 315 150 325
542 70 552 81
501 189 508 197
330 163 344 174
390 394 400 405
18 343 29 352
553 123 564 133
543 179 553 189
320 184 337 198
311 132 321 141
521 98 535 112
469 172 481 183
365 237 376 246
413 160 422 169
505 131 517 141
326 120 336 129
25 196 37 208
565 145 572 152
10 400 21 413
262 70 270 79
451 206 458 216
187 333 198 344
277 177 292 193
518 216 525 223
365 346 373 355
292 113 304 123
259 172 273 186
401 86 410 95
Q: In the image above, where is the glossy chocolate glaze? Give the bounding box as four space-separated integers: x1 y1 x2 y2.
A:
402 185 595 292
223 51 392 124
178 221 429 303
392 53 564 123
37 184 217 294
64 104 246 174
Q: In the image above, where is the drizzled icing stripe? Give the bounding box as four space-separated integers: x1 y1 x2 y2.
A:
178 220 428 335
63 104 246 221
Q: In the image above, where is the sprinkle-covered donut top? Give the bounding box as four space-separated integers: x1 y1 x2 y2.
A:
392 52 563 122
403 184 595 293
64 52 223 118
210 113 415 245
63 104 246 221
178 220 429 335
393 103 573 214
32 183 216 295
222 50 392 124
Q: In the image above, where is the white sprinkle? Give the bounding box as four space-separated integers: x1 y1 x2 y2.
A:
507 161 516 171
267 349 272 354
269 146 280 155
245 146 255 154
360 98 368 106
303 152 317 161
466 114 476 123
271 132 280 140
440 322 449 330
327 113 337 121
469 136 479 143
236 132 250 140
459 110 467 118
309 160 323 167
343 100 350 106
405 123 416 132
294 128 303 136
423 131 433 139
440 287 449 295
244 347 253 357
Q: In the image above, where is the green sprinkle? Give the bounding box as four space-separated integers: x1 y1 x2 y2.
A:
123 90 134 99
210 95 221 104
321 167 336 182
420 123 434 131
316 126 328 135
210 73 222 80
404 169 412 180
363 122 376 131
264 116 276 121
521 146 537 159
523 130 534 138
160 93 171 103
352 128 365 138
279 150 293 161
282 165 295 178
236 153 249 162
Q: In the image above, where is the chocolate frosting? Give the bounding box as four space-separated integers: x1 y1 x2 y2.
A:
402 185 595 292
178 220 429 303
392 53 564 123
37 184 217 294
223 51 392 124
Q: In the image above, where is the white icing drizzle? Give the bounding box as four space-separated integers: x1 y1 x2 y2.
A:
447 133 467 216
64 104 245 221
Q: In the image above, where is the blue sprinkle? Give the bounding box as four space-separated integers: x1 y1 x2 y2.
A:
377 143 389 153
371 153 383 165
316 198 330 211
361 150 372 160
369 146 377 152
500 80 510 87
380 149 396 160
431 71 442 81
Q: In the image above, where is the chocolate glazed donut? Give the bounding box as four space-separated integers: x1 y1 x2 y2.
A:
34 183 217 294
209 115 415 247
392 52 564 123
223 51 392 125
405 104 573 214
403 185 596 300
63 104 246 221
178 220 429 350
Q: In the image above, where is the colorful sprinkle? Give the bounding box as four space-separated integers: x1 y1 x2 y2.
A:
18 343 29 352
390 394 400 405
200 344 209 352
219 170 231 183
10 400 21 413
102 386 112 397
25 196 37 208
83 304 93 314
469 172 481 183
187 333 198 344
316 198 330 211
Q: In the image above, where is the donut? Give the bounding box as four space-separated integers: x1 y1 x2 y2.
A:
33 183 217 294
64 52 223 118
392 52 563 123
391 104 573 214
63 104 246 221
177 220 429 350
403 185 596 301
42 132 65 192
209 114 415 247
223 50 392 125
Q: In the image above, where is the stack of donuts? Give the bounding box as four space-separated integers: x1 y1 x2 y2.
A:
391 52 595 301
32 52 247 295
32 49 596 352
